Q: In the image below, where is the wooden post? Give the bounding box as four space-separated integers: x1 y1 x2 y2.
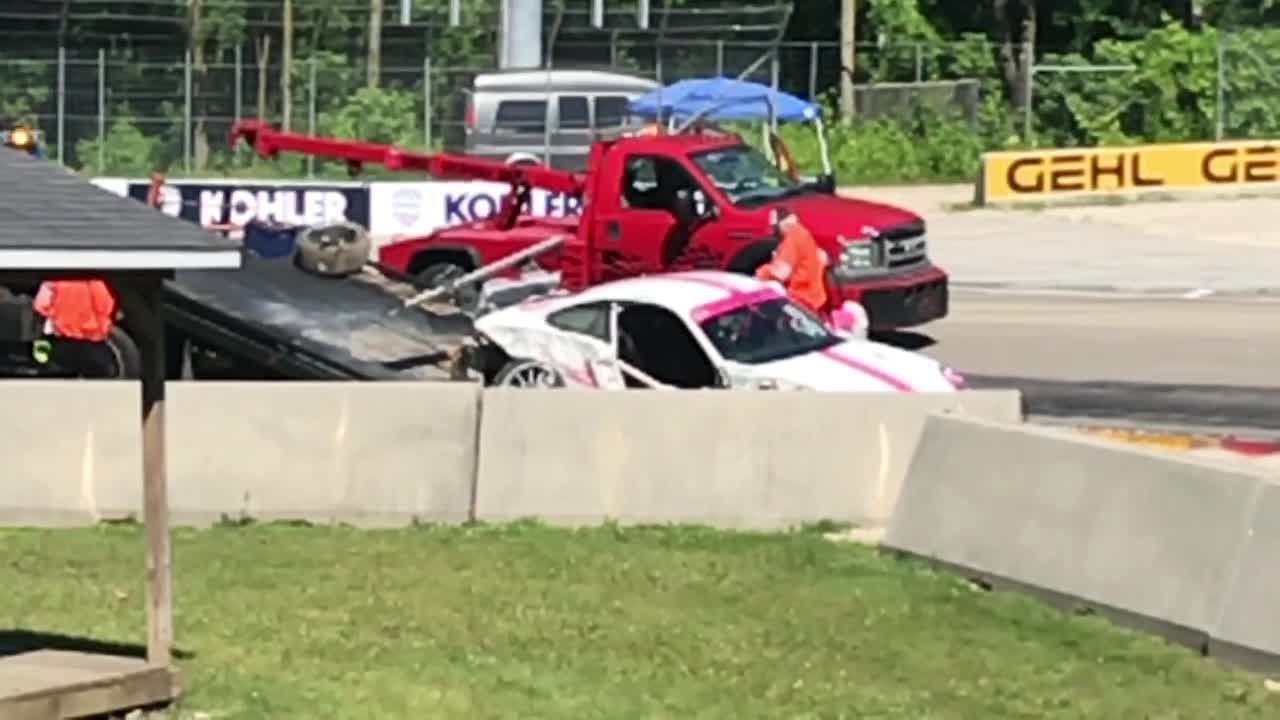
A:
123 275 173 666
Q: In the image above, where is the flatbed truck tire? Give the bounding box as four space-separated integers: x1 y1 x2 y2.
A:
294 222 372 278
84 326 142 380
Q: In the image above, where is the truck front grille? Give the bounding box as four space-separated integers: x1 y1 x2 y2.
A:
878 221 928 270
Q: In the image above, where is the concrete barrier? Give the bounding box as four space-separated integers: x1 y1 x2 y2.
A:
473 389 1023 529
1 381 480 528
0 381 141 526
884 414 1267 647
151 382 482 526
1209 479 1280 672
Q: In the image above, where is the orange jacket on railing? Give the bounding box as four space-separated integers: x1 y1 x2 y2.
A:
33 279 119 342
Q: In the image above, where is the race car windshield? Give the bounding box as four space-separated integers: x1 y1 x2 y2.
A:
690 145 804 208
699 296 840 365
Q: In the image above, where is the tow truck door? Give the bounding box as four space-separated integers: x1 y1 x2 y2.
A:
590 152 713 280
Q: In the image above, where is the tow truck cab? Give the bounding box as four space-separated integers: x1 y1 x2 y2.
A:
381 132 948 330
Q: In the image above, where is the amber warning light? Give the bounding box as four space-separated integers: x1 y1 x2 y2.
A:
3 125 37 154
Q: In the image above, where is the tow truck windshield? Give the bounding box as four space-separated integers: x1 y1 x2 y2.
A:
690 144 805 207
699 296 840 365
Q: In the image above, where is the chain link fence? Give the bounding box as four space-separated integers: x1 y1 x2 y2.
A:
4 31 1274 177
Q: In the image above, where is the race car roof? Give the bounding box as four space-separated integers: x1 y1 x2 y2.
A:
571 270 768 316
0 147 241 270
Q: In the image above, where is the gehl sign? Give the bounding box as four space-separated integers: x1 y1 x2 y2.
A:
975 140 1280 204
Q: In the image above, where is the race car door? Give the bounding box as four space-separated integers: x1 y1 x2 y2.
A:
593 153 715 280
543 300 627 389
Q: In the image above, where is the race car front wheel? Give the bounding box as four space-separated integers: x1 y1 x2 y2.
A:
490 358 566 388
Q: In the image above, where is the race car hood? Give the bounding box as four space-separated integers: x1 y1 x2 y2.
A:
763 192 921 240
728 337 957 392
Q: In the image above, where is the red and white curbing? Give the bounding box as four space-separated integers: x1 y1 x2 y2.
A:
1076 427 1280 456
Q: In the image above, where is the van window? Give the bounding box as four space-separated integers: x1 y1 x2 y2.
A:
558 96 590 130
494 100 546 134
595 96 630 128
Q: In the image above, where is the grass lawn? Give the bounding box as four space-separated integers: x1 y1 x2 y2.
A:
1 522 1276 719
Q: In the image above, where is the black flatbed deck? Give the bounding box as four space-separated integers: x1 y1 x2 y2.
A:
164 252 476 380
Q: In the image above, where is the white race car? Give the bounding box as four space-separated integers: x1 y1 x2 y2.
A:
470 270 965 392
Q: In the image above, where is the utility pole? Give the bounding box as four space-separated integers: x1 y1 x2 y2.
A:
281 0 293 130
368 0 384 87
499 0 543 68
840 0 856 118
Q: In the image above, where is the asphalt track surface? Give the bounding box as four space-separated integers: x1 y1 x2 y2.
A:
894 290 1280 432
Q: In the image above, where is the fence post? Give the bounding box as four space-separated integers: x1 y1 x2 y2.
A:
56 47 66 165
1215 33 1225 141
1021 41 1034 143
808 41 818 99
307 57 316 178
423 56 433 149
914 43 922 82
183 50 192 173
98 48 106 173
716 41 724 76
234 45 244 121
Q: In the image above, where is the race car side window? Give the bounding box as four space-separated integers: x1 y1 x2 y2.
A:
547 301 612 343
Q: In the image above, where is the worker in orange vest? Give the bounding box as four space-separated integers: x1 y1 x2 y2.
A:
755 207 828 315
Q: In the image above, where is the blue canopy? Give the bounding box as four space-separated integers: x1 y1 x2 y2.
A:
627 77 822 124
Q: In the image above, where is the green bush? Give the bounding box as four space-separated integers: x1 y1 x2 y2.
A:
772 110 983 185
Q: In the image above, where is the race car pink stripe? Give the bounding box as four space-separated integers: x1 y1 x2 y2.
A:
664 272 747 293
818 347 917 392
669 273 917 392
691 288 780 323
665 273 784 322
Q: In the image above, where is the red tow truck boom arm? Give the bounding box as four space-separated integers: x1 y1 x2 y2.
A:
229 119 586 195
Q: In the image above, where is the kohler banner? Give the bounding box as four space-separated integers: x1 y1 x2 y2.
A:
95 177 372 230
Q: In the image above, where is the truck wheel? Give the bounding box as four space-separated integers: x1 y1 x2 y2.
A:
70 327 141 379
103 327 143 379
414 262 480 311
490 358 566 388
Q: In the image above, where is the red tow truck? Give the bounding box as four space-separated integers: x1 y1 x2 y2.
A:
230 120 948 330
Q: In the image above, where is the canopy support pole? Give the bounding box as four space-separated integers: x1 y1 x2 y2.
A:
814 116 834 176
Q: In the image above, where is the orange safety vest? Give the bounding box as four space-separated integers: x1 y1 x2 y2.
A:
33 280 119 342
755 222 828 314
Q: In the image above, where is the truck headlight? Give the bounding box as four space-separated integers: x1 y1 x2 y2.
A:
834 234 880 278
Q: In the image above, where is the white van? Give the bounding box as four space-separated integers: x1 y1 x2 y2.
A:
460 68 660 170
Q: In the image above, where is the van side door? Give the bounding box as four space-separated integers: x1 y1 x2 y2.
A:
475 98 548 165
550 95 594 171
